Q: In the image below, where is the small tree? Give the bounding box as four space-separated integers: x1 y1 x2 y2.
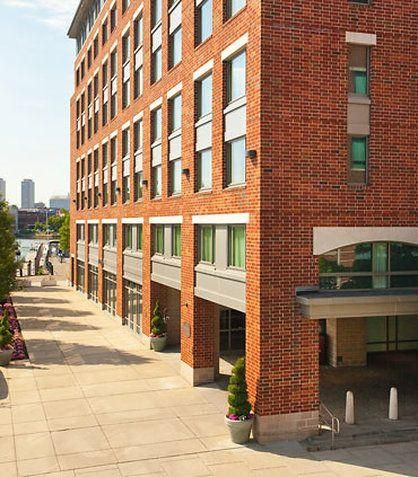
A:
227 357 252 420
151 301 167 337
59 211 70 253
0 310 13 350
0 202 18 303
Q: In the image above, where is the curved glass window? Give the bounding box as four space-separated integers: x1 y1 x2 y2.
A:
319 242 418 290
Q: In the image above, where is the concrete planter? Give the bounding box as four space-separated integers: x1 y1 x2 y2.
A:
0 348 13 367
151 335 167 352
225 416 253 444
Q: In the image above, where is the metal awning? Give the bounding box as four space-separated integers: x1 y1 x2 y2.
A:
296 289 418 319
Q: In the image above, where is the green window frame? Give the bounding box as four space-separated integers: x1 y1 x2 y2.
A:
136 225 143 252
228 225 246 270
154 225 164 255
199 225 215 264
350 136 367 171
123 225 133 250
172 225 181 258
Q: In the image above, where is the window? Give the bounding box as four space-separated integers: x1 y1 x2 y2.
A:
151 107 162 198
136 225 143 251
123 280 142 335
87 83 93 139
110 136 118 205
110 49 118 119
154 225 164 254
102 142 109 206
172 225 181 257
319 242 418 291
349 45 369 96
93 35 99 58
151 0 163 83
110 4 117 31
134 119 144 201
123 224 133 250
93 74 99 133
152 45 162 83
87 47 92 69
196 0 212 45
197 149 212 191
103 272 117 316
169 94 182 196
197 73 212 119
134 15 144 98
226 136 246 186
152 0 162 27
122 0 130 14
94 149 99 207
169 1 182 69
122 127 131 203
77 223 85 242
199 225 215 264
349 136 368 184
227 50 246 104
122 31 131 108
102 18 108 45
226 0 246 19
88 224 98 244
228 225 246 270
102 60 109 125
103 224 117 247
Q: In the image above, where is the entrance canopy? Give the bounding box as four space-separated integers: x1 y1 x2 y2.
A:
297 289 418 319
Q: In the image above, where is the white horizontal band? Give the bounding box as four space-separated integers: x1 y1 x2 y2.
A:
102 54 109 65
150 216 183 224
346 32 377 46
87 220 99 224
110 130 118 139
122 120 131 131
192 213 249 225
193 60 214 81
121 23 130 37
122 217 144 224
133 111 143 123
102 219 118 224
149 97 163 111
75 220 86 224
110 40 118 53
133 4 144 20
167 82 182 99
221 33 248 61
102 137 109 145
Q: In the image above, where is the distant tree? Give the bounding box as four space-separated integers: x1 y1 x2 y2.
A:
59 211 70 253
48 215 65 233
34 221 46 233
0 202 18 303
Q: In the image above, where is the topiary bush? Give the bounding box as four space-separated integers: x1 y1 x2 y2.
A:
0 310 13 350
227 357 252 420
151 301 167 337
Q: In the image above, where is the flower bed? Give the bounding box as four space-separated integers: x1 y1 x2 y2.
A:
1 298 28 360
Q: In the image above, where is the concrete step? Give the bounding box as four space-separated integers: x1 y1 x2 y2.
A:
302 426 418 452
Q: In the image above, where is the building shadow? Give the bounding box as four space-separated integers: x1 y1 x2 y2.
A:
0 370 8 400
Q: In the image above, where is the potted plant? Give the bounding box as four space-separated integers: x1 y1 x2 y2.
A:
150 301 167 352
0 310 14 366
225 357 253 444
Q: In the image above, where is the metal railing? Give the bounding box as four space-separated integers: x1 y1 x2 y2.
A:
319 402 340 449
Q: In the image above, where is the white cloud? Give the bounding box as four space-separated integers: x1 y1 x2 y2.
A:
1 0 79 30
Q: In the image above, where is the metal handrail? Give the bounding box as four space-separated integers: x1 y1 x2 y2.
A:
319 402 340 449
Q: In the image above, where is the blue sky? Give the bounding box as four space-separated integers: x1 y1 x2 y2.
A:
0 0 78 207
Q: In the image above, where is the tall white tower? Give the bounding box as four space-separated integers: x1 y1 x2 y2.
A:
21 179 35 209
0 178 5 201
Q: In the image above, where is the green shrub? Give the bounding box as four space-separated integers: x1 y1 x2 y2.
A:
227 357 252 419
0 310 13 349
151 301 167 337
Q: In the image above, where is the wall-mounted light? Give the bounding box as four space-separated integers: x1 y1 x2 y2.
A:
72 199 76 204
142 179 148 187
246 150 257 160
182 168 190 176
97 192 102 197
116 187 121 194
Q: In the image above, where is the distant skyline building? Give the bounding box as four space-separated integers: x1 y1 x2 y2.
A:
50 194 70 211
0 178 5 201
21 179 35 209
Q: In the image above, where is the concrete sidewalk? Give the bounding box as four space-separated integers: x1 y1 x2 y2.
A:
1 285 418 476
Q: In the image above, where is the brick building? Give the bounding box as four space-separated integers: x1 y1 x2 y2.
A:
68 0 418 442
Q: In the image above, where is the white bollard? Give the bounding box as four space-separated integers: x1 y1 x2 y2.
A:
345 391 355 425
389 387 399 421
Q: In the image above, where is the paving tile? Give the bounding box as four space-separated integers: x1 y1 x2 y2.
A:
43 398 92 420
118 460 163 476
182 413 228 438
52 427 110 455
160 457 211 477
209 462 252 477
75 465 122 477
35 374 78 390
48 414 98 432
81 379 150 398
0 423 14 436
58 450 117 471
11 403 46 423
13 420 49 435
0 436 15 463
102 418 194 448
39 386 85 402
15 432 55 461
87 392 159 414
95 408 173 426
0 461 17 477
17 456 60 477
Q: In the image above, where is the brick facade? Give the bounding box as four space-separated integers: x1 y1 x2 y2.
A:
69 0 418 441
